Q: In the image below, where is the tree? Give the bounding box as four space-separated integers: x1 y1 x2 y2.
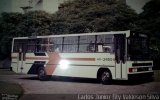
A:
0 12 23 59
19 11 52 36
138 0 160 69
0 11 52 59
139 0 160 36
51 0 138 34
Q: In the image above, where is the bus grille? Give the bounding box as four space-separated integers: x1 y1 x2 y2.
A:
137 67 149 72
132 63 152 67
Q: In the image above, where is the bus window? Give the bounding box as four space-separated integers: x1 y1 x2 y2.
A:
96 44 112 53
13 39 20 52
103 46 112 53
50 37 63 52
97 44 103 52
87 41 95 52
13 39 27 53
48 38 54 52
27 38 48 53
27 39 36 52
63 36 78 53
79 35 95 53
97 34 114 53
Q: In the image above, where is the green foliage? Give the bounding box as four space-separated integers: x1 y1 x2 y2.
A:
20 11 52 36
136 0 160 69
0 0 138 59
0 12 23 59
8 11 52 37
51 0 138 34
0 11 52 59
0 12 23 37
137 0 160 59
139 0 160 35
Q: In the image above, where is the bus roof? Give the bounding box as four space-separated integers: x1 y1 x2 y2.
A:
13 30 130 39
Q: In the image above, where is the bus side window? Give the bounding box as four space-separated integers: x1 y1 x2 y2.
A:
103 46 111 53
79 35 95 53
13 39 27 53
54 46 61 52
48 45 55 52
97 45 103 52
96 34 114 53
27 39 36 53
63 36 78 53
55 47 59 52
49 37 63 52
13 43 20 52
87 41 95 52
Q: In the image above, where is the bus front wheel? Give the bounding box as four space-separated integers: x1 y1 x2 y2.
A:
100 70 112 85
38 67 50 81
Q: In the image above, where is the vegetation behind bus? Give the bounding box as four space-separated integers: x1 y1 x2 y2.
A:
0 0 160 69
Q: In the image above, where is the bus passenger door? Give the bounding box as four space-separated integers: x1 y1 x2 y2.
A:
115 34 127 79
17 44 26 73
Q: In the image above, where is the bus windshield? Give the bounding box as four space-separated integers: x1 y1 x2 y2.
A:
128 35 150 60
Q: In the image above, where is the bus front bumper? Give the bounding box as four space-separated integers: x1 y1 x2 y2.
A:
128 72 154 80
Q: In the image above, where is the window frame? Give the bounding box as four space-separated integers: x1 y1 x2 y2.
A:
12 34 116 53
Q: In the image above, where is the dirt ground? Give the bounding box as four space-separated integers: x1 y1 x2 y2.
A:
0 69 160 100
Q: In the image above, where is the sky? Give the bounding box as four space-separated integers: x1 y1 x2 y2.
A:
127 0 151 13
0 0 151 14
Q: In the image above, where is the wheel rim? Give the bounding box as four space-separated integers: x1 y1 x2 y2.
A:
102 71 110 81
39 69 45 79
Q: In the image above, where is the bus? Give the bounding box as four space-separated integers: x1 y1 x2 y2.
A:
11 30 153 84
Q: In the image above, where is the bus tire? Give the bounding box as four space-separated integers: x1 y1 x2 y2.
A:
38 67 50 81
100 70 112 85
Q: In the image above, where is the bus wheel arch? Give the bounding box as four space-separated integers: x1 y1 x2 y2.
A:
37 67 51 81
97 68 112 85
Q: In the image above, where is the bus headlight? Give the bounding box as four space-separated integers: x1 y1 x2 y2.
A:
59 60 69 70
132 68 137 72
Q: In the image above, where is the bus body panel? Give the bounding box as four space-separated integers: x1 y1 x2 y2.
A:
11 53 18 73
53 53 116 78
12 52 117 79
11 30 153 81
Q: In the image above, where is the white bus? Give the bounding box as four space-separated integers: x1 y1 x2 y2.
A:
11 30 153 84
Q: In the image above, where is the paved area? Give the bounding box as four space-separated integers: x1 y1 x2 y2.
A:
0 69 160 100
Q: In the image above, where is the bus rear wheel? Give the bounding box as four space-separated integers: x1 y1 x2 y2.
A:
100 70 112 85
38 67 50 81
